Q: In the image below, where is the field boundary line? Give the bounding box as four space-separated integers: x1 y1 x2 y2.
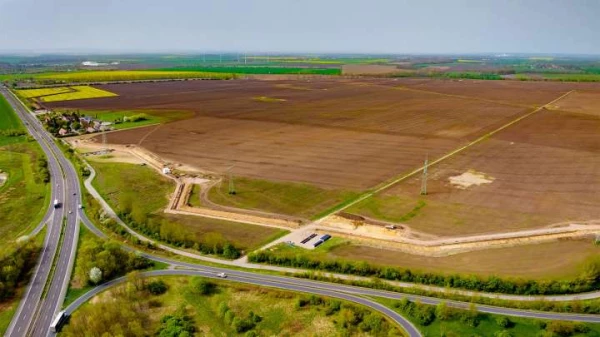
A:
316 90 575 221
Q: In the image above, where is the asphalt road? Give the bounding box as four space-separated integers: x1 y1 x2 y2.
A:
1 88 80 337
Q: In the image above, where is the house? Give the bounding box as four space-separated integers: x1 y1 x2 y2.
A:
58 128 68 136
86 127 96 133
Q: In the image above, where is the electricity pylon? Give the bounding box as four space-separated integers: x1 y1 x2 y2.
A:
227 165 236 195
420 155 428 195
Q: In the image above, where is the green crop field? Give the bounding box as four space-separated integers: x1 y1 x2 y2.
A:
158 65 341 75
35 70 235 83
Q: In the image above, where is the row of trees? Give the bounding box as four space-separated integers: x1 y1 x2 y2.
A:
248 251 600 296
120 211 241 259
0 240 40 301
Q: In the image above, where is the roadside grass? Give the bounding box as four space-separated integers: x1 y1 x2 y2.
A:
63 275 403 336
60 109 192 130
375 297 600 337
0 145 49 245
264 236 599 280
0 93 49 245
208 176 359 220
89 161 288 252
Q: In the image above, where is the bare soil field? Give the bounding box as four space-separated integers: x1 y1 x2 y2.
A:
329 238 598 279
47 79 546 189
551 89 600 117
349 108 600 235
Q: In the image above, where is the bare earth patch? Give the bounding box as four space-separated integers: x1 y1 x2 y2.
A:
449 170 494 189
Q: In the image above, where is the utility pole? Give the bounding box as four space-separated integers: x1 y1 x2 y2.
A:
102 130 107 152
420 155 428 195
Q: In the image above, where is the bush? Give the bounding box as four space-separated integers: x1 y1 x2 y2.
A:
191 277 216 295
496 316 512 328
147 280 168 295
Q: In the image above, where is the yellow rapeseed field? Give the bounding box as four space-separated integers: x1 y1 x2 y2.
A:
17 87 72 98
17 86 118 102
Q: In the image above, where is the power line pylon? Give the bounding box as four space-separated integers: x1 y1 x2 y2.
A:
227 165 236 195
420 155 428 195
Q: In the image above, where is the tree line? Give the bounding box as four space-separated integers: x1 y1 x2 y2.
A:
248 250 600 296
0 240 40 302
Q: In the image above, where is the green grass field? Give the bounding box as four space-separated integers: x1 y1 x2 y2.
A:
90 161 288 252
208 176 359 220
67 109 192 130
62 275 404 337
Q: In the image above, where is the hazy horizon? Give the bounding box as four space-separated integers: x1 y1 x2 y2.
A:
0 0 598 55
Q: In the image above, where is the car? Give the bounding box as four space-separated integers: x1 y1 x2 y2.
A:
217 272 227 278
73 192 76 195
78 204 82 209
68 210 72 214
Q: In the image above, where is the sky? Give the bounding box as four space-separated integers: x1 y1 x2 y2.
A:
0 0 598 55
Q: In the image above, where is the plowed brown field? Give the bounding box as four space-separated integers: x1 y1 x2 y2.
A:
47 78 600 234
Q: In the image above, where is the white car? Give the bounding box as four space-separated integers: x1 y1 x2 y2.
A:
78 204 82 209
217 272 227 278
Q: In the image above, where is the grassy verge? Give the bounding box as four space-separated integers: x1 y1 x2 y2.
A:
208 176 359 220
375 297 600 337
187 184 202 207
62 275 403 337
0 94 50 245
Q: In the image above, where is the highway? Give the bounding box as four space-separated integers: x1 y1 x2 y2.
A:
1 87 80 337
3 86 599 337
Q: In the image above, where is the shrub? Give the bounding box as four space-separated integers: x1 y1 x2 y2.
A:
191 277 216 295
147 280 168 295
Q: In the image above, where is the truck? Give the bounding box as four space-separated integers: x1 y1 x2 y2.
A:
53 199 60 208
50 311 68 332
